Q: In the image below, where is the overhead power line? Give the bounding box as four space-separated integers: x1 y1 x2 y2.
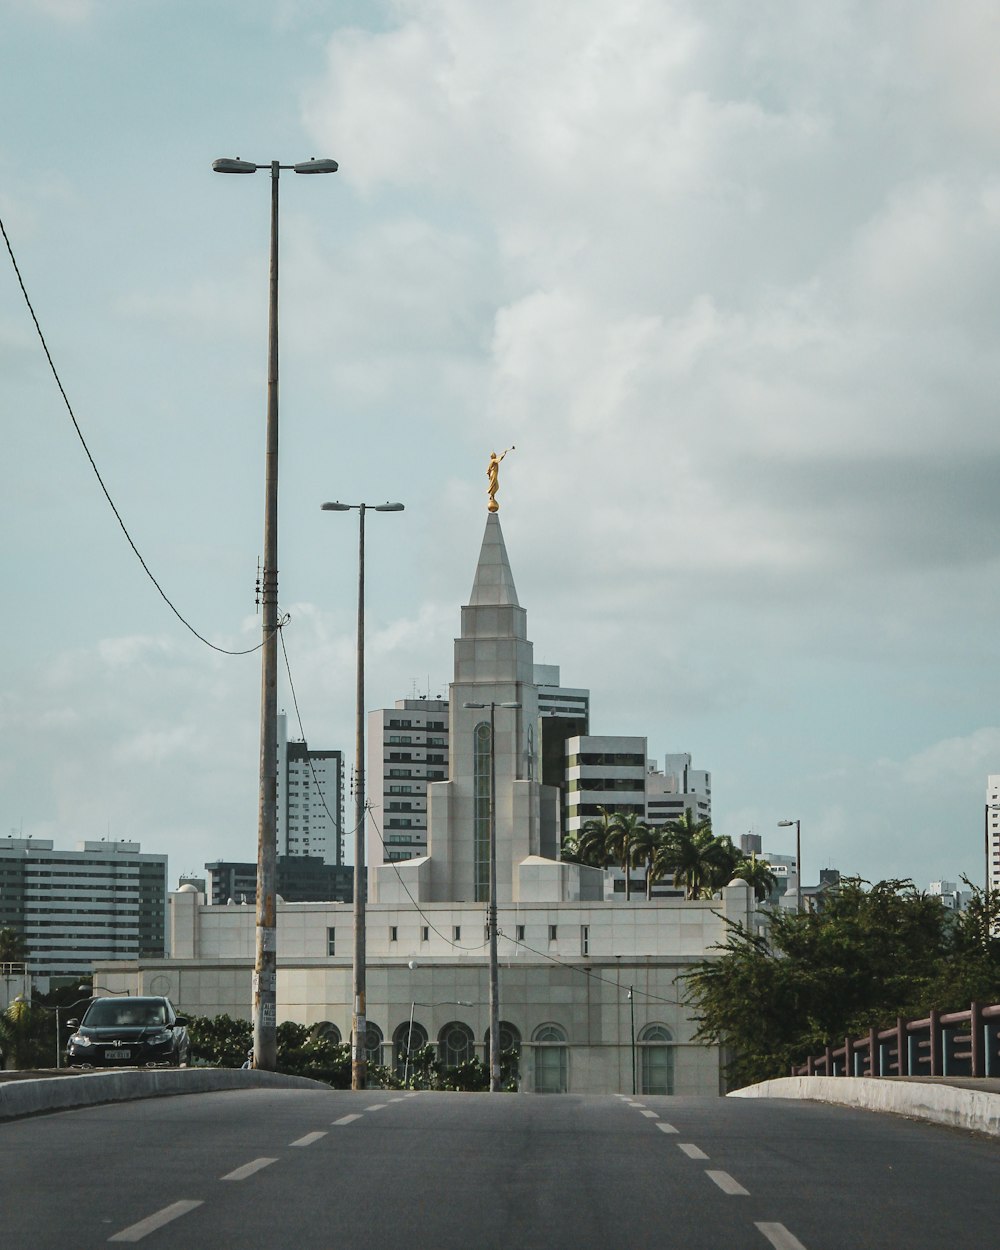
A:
1 213 264 657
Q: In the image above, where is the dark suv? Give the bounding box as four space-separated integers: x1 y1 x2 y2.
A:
66 996 190 1068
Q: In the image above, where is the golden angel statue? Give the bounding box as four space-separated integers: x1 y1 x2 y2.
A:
487 446 514 512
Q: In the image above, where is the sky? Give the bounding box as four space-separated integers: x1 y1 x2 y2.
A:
3 0 1000 892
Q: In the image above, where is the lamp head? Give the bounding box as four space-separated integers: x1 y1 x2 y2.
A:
212 158 259 174
293 158 339 174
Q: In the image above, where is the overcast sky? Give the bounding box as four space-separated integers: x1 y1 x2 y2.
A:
3 1 1000 892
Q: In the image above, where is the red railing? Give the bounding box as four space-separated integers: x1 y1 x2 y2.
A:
791 1002 1000 1079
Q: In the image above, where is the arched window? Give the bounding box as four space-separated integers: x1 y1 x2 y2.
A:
439 1020 476 1068
485 1021 522 1086
473 721 492 902
638 1023 674 1095
393 1019 429 1078
365 1022 384 1067
309 1020 341 1045
532 1022 568 1093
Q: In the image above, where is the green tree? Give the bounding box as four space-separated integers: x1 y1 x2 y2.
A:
0 927 27 964
656 811 717 899
728 852 778 903
685 877 985 1088
606 810 649 902
0 997 51 1070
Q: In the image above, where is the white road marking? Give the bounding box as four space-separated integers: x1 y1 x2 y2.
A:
706 1170 750 1196
639 1109 658 1119
220 1158 278 1181
656 1121 678 1134
390 1096 408 1103
365 1103 387 1112
290 1131 327 1147
108 1200 203 1242
755 1223 808 1250
678 1142 709 1160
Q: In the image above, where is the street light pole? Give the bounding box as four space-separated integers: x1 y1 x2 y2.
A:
323 500 404 1090
213 154 337 1071
464 699 520 1091
777 818 802 912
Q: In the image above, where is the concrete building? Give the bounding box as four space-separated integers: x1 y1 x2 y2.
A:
987 775 1000 895
645 753 712 828
563 735 647 840
367 698 449 867
95 507 752 1094
204 858 354 906
0 838 166 991
277 712 343 865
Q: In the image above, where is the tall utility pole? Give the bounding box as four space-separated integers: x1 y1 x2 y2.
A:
323 500 404 1089
213 155 338 1069
464 699 520 1091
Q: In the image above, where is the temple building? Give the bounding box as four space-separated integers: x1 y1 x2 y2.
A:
95 499 752 1094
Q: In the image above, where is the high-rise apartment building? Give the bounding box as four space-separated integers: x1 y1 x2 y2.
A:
277 712 343 865
367 698 450 866
987 776 1000 895
0 838 166 989
564 735 648 838
645 753 712 827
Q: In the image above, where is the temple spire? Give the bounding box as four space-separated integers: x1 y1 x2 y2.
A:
468 512 520 607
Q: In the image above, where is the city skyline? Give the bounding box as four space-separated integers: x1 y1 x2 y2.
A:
3 3 1000 892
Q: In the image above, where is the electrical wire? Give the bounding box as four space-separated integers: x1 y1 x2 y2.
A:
1 213 266 657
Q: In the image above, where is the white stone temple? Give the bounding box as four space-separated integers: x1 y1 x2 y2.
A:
95 505 754 1094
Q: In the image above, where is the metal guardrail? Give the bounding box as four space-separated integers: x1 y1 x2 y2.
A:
791 1002 1000 1079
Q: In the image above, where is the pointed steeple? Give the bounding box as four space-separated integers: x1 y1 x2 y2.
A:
468 513 520 607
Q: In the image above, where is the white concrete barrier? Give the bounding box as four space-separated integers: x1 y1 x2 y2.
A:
0 1068 331 1121
729 1075 1000 1138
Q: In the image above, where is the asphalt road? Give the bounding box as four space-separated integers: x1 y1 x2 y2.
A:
2 1088 998 1249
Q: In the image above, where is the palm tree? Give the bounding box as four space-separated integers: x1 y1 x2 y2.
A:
605 810 649 903
576 807 616 870
658 810 717 900
729 853 779 903
627 821 663 900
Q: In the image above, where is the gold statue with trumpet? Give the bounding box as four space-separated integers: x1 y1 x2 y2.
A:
487 446 515 512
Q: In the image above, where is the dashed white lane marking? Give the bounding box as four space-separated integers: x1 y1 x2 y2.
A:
220 1158 278 1181
706 1170 750 1196
624 1100 644 1107
639 1109 658 1119
108 1200 203 1242
755 1223 808 1250
332 1114 362 1125
365 1103 387 1112
655 1122 678 1134
677 1142 709 1160
390 1096 408 1102
290 1131 327 1147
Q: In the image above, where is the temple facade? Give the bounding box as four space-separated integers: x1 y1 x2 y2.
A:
95 508 754 1094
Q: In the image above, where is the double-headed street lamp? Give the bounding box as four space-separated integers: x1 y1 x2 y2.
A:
323 500 405 1090
777 818 802 912
463 699 521 1092
213 155 338 1071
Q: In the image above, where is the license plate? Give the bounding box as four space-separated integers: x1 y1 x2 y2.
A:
105 1049 131 1061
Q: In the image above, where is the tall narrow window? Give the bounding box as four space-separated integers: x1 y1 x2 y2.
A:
473 720 492 903
580 925 589 956
326 928 336 956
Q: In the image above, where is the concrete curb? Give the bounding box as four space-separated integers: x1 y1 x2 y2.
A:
729 1076 1000 1138
0 1068 331 1122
